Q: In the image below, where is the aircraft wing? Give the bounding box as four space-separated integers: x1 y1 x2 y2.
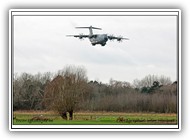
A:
107 35 129 42
66 34 89 39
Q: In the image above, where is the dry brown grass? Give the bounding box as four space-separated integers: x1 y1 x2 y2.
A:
13 110 56 115
13 110 177 117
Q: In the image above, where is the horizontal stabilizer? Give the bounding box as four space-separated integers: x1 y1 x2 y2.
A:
76 26 102 30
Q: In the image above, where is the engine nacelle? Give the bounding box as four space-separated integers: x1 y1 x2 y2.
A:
117 38 121 41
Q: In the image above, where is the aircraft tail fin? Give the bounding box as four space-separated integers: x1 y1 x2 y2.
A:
75 26 101 36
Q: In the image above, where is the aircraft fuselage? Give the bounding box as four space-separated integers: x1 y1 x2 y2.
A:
89 34 108 46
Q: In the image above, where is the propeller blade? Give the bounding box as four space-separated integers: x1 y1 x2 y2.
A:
79 33 84 40
109 34 115 41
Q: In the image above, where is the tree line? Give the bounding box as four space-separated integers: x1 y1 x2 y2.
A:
13 65 177 119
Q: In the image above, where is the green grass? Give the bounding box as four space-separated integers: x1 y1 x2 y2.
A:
13 111 177 125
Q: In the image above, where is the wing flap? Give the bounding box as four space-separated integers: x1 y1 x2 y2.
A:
108 35 129 41
66 34 89 38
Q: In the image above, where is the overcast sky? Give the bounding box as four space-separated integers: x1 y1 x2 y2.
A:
13 12 177 83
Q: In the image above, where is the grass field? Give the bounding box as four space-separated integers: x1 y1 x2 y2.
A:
13 111 177 125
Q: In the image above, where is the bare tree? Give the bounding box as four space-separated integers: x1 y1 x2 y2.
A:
43 65 89 120
13 73 45 110
133 75 172 89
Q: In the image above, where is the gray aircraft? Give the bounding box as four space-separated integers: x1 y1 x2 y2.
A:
66 26 129 46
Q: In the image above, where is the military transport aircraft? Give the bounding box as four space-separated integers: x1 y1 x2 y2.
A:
66 26 129 46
